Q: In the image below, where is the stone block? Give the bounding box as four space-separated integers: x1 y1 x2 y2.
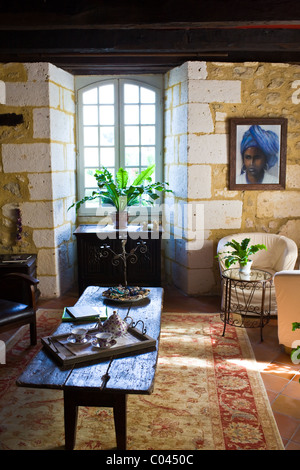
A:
20 201 54 228
167 63 188 87
52 172 72 199
37 248 57 275
286 165 300 189
203 200 243 229
187 61 208 80
188 80 241 103
0 80 5 104
24 63 50 82
2 143 52 172
63 88 75 113
172 104 188 135
33 108 50 139
188 103 214 133
38 275 60 298
188 165 211 199
49 63 74 91
168 165 188 198
28 173 52 200
33 229 55 248
49 82 61 109
6 81 49 106
188 134 228 164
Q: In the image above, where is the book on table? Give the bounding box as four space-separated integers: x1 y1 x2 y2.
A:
62 305 107 322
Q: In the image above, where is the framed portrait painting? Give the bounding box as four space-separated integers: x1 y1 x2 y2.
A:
229 118 287 190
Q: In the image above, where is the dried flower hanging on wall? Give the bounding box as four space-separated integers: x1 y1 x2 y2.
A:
16 208 22 244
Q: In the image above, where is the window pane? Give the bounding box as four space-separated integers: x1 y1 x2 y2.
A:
85 169 97 187
141 146 155 166
83 88 98 104
124 105 139 124
99 105 114 125
125 126 139 145
100 127 115 146
84 147 99 166
141 126 155 145
126 167 140 184
84 189 100 208
84 127 98 146
124 84 139 103
99 84 114 104
100 147 115 167
141 105 155 124
83 105 98 125
125 147 139 166
141 87 155 103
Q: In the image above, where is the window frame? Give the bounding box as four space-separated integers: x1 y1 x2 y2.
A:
75 74 164 217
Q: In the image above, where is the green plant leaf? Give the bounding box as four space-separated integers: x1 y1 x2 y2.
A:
132 164 155 186
116 167 129 189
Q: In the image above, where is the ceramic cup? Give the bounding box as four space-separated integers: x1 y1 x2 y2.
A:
71 327 87 343
94 332 113 348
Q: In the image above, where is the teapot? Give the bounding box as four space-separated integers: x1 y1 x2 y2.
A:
99 311 134 338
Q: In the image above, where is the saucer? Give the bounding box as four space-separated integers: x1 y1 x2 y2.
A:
92 338 117 349
67 334 91 345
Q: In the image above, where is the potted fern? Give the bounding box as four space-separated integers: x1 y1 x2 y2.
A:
216 237 267 275
69 164 172 228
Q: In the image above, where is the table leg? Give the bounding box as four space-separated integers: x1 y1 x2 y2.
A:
222 278 230 337
260 283 266 342
63 389 127 450
63 390 78 450
113 394 127 450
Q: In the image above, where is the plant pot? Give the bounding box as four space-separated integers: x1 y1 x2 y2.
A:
239 260 253 275
112 210 128 229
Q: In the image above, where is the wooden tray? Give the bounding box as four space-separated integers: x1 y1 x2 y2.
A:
41 326 157 369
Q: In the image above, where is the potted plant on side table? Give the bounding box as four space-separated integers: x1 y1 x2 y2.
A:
216 237 267 275
68 164 172 228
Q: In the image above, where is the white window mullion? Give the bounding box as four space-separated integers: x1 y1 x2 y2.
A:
118 79 125 169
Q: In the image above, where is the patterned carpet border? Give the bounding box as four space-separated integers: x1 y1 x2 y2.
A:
0 309 284 450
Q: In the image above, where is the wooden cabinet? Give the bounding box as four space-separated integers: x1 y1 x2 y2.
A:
74 225 162 295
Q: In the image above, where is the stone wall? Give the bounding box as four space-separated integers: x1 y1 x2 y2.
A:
0 63 76 297
164 61 300 295
1 60 300 298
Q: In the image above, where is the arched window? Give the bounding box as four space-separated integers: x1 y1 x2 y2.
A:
76 75 163 215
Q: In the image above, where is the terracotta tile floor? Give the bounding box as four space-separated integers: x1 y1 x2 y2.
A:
14 284 300 450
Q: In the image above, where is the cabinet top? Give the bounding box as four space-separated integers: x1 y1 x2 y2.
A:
0 253 36 267
74 224 162 237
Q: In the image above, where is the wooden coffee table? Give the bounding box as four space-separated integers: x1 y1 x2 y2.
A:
17 286 163 450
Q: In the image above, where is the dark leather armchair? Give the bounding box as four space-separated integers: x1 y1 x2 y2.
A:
0 272 39 345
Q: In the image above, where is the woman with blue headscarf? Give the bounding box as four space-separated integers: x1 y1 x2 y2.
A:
236 125 279 184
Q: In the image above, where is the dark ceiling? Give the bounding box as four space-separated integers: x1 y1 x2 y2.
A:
1 0 300 74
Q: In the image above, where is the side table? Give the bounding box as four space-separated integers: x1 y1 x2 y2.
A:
221 268 273 341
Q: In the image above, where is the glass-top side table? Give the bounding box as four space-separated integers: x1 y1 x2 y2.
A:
221 268 273 341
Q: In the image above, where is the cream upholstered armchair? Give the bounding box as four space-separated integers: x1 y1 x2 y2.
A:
274 271 300 351
217 232 298 315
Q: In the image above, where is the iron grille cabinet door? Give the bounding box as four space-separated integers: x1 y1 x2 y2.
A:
74 225 162 295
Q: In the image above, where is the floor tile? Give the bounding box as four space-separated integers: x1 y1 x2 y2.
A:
286 440 300 450
281 380 300 400
273 411 299 440
261 372 289 393
272 395 300 420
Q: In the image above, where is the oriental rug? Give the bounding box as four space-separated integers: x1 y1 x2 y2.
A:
0 309 283 450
